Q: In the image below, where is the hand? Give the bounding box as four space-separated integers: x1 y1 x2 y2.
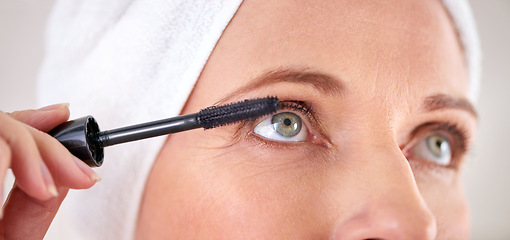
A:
0 104 100 239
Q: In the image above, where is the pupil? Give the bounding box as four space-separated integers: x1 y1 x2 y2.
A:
271 112 302 138
436 140 442 148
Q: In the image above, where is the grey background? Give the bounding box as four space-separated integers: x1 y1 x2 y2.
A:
1 0 509 239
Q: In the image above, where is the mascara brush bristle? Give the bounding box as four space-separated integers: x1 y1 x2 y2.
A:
197 96 280 129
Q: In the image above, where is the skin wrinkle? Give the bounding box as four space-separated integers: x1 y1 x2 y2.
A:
199 143 331 237
205 71 473 179
200 129 326 173
208 70 474 169
371 61 396 131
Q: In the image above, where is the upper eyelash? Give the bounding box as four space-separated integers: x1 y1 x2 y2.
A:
278 100 316 121
235 100 315 130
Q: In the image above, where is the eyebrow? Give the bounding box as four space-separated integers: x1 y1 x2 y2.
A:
421 94 478 119
217 69 478 119
219 69 345 102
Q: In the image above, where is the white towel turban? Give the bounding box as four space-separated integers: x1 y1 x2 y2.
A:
37 0 480 239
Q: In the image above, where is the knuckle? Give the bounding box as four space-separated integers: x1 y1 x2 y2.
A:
7 124 30 144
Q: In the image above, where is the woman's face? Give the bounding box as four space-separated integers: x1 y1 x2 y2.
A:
137 0 476 239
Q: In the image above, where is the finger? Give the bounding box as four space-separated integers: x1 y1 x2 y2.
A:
9 103 70 132
0 183 68 239
0 114 56 201
27 126 100 189
0 138 10 213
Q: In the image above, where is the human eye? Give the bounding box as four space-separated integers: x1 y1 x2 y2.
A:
252 101 322 144
254 111 307 142
404 122 469 169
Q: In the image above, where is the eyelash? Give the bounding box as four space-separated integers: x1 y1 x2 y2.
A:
279 100 315 119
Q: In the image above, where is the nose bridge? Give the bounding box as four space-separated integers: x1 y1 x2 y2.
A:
330 141 437 240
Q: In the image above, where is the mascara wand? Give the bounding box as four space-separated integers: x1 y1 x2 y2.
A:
49 97 279 167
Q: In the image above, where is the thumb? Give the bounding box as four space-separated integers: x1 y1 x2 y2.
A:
9 103 70 132
0 183 68 239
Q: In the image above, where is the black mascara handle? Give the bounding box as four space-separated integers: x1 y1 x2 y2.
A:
48 116 104 167
46 97 279 168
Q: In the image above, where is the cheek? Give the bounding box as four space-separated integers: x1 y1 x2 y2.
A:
139 130 333 238
411 162 470 239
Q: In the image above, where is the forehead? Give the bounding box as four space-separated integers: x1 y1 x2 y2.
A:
221 0 469 108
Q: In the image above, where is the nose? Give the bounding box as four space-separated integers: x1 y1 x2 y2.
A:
330 144 437 240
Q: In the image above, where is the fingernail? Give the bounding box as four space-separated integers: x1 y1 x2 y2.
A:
47 184 59 197
40 162 58 197
38 103 70 111
73 157 101 183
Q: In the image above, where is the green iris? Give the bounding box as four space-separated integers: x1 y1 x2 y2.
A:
271 112 302 137
426 134 451 158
